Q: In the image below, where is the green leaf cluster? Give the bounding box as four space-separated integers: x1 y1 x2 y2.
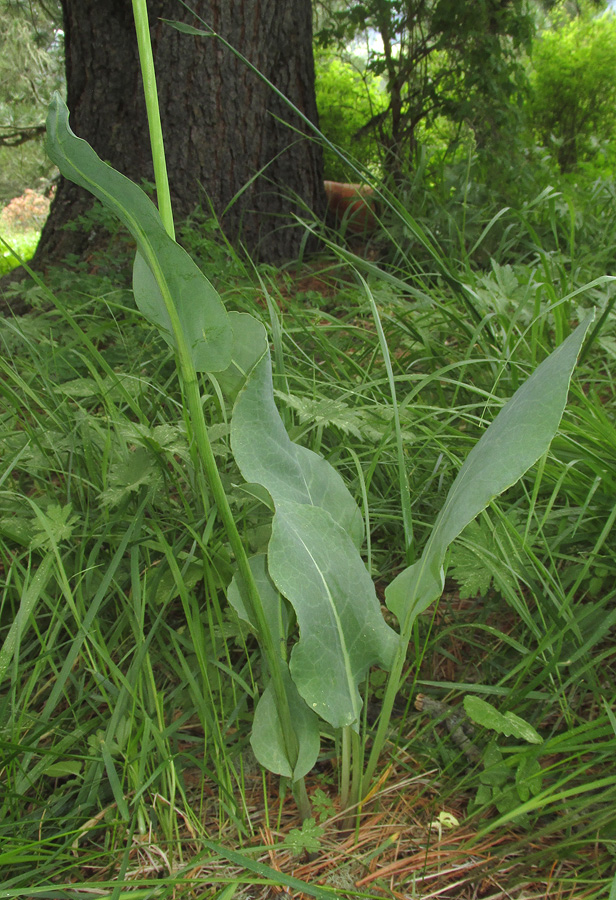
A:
315 51 386 179
529 11 616 172
282 817 325 856
447 510 525 600
472 738 543 826
465 698 543 826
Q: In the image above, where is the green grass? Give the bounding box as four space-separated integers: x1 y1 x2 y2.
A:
0 227 40 276
1 159 615 898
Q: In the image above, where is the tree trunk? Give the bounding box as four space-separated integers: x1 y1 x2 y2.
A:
31 0 324 271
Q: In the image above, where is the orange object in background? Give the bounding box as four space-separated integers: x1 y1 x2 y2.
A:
323 180 379 234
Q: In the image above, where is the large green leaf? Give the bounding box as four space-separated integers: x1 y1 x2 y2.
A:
45 93 231 372
268 500 398 730
251 668 320 781
386 314 594 630
231 350 364 546
229 339 394 732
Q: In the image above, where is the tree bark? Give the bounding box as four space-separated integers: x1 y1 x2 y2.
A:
30 0 324 271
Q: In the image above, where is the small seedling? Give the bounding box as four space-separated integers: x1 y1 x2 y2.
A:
312 788 337 823
283 817 325 856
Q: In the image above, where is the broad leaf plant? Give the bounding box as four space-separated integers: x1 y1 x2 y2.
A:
42 0 593 819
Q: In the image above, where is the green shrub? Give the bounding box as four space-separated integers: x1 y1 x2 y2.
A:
315 51 387 180
528 11 616 173
0 188 49 275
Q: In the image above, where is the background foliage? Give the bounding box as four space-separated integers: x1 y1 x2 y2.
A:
528 8 616 172
315 50 387 179
0 0 63 203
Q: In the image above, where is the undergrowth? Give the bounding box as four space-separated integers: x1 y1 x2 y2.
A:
1 140 615 899
0 228 39 276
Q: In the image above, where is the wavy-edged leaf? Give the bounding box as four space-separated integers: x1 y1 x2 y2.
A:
229 341 394 731
251 668 320 781
132 252 229 371
464 696 542 744
268 500 398 730
386 314 594 630
231 350 364 546
45 93 230 372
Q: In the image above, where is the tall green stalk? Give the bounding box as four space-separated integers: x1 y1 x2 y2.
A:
362 632 412 796
132 0 175 240
130 0 308 818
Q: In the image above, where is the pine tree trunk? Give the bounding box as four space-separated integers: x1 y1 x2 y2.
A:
31 0 324 270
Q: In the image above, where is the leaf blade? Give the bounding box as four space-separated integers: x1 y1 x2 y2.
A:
45 93 231 372
231 350 364 546
268 501 398 730
251 669 320 782
464 696 543 744
386 314 594 627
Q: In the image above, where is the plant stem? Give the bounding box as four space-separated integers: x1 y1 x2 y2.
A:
293 778 312 823
130 0 306 812
350 729 363 813
340 726 351 811
132 0 175 239
182 374 300 766
340 727 363 829
363 549 434 796
362 661 402 797
140 250 303 789
362 631 411 798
